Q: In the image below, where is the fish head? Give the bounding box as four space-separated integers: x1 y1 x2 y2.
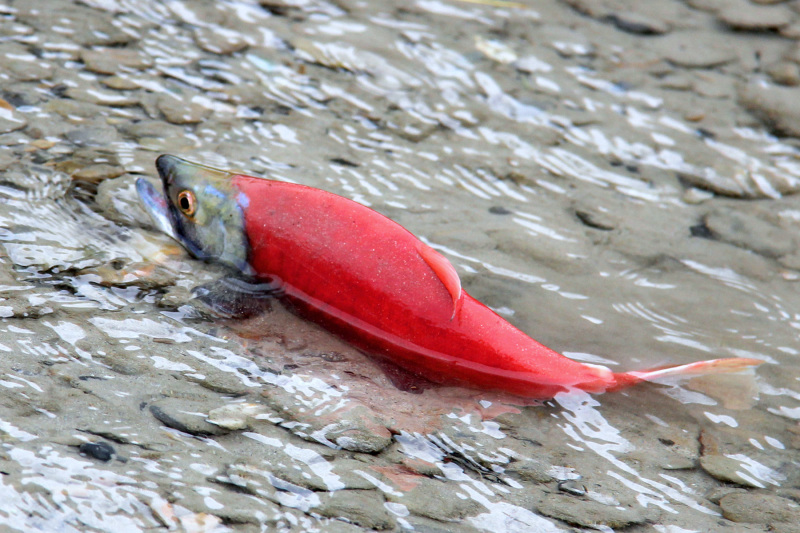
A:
136 154 252 275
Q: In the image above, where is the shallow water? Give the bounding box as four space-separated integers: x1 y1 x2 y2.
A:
0 0 799 531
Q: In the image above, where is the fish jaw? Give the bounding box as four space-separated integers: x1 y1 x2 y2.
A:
136 177 178 240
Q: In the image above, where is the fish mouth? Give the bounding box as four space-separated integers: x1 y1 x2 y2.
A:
136 177 177 240
155 154 182 184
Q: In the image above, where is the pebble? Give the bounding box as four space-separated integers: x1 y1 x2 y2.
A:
653 32 738 68
720 492 800 524
207 402 266 430
80 48 152 75
699 455 765 488
157 93 212 125
78 441 116 462
193 26 250 55
535 493 648 529
704 209 797 258
149 399 231 436
766 61 800 86
0 107 28 135
317 490 396 530
385 478 483 521
608 12 671 35
0 43 54 81
717 1 794 31
738 81 800 138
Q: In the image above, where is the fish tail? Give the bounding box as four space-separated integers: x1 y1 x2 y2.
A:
608 357 763 391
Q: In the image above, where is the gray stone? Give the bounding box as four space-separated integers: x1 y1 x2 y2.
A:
704 210 797 258
700 455 766 488
738 81 800 138
609 12 671 35
506 458 554 483
0 43 53 81
81 48 152 75
317 490 395 530
536 493 647 529
386 478 482 521
720 492 800 524
193 26 249 55
149 399 230 436
0 107 27 135
653 32 738 68
157 93 212 125
718 1 794 31
766 61 800 86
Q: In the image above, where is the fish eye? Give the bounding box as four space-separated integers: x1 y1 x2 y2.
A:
177 190 196 217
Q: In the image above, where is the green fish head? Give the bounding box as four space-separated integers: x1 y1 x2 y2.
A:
137 154 251 275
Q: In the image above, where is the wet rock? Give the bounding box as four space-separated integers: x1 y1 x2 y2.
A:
0 43 54 81
699 455 765 488
653 32 738 68
717 1 794 31
738 81 800 138
64 87 140 107
0 107 27 134
262 388 393 453
706 486 748 504
149 399 230 436
101 76 142 91
80 48 153 75
72 164 126 183
15 3 134 46
766 61 800 86
44 99 108 120
193 26 249 55
207 402 266 430
78 441 116 462
720 492 800 524
704 209 797 258
535 493 647 529
157 93 212 125
317 490 395 530
386 478 482 521
608 12 671 35
506 458 554 483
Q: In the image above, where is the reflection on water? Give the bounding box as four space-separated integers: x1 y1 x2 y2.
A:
0 0 797 531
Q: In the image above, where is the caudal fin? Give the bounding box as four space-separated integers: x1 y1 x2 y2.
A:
610 357 763 391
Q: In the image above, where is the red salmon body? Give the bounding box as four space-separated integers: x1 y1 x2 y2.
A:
234 175 614 398
140 154 762 400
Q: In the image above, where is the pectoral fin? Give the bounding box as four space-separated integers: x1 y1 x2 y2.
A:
193 275 283 319
417 242 462 319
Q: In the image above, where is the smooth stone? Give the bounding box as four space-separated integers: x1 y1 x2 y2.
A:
386 478 482 521
0 107 27 134
700 455 765 488
720 492 800 524
704 209 796 258
766 61 800 86
317 490 395 530
193 26 249 55
64 87 139 107
536 493 647 528
608 12 671 35
0 43 53 81
157 93 212 124
653 32 738 68
738 81 800 138
81 48 153 75
718 1 794 31
71 164 126 182
149 399 230 436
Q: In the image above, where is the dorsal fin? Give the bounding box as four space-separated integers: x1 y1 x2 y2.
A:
417 242 462 319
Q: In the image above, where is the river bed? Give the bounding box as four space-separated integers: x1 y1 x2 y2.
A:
0 0 798 531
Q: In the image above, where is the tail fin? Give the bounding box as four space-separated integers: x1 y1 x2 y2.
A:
610 357 763 391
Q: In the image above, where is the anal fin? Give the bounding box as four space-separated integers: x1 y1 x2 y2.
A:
417 241 462 319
